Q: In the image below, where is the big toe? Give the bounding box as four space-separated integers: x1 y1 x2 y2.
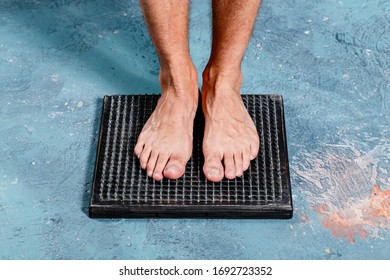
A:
163 155 187 179
203 158 224 182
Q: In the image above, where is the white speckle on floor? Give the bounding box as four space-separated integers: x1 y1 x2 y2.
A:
77 101 84 108
48 112 64 118
50 74 60 82
325 248 332 254
24 125 34 134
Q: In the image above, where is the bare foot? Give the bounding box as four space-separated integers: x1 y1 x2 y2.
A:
134 63 198 180
201 66 260 182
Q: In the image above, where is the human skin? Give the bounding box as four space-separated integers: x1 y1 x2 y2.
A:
135 0 261 182
135 0 198 181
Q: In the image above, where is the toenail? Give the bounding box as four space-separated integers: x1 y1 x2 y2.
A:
147 170 153 177
165 165 179 173
227 172 235 178
208 168 220 177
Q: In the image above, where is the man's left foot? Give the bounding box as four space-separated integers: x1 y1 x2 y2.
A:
201 66 260 182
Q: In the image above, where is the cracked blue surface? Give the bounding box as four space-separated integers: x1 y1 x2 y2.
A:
0 0 389 259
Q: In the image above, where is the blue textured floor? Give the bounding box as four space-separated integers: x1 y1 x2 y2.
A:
1 0 389 259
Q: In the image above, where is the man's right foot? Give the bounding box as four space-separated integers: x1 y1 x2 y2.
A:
134 61 198 180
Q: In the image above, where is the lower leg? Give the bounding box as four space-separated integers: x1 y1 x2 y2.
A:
135 0 198 180
202 0 261 181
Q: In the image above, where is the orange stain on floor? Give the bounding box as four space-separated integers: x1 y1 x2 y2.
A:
369 185 390 224
321 212 368 244
314 184 390 243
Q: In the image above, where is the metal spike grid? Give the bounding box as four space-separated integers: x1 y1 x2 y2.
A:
89 94 292 218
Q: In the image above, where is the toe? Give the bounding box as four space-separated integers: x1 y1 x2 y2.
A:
153 153 170 181
146 150 158 177
203 153 224 182
163 154 187 179
134 141 144 158
223 154 236 180
243 150 251 171
234 152 243 177
139 147 151 169
250 139 260 160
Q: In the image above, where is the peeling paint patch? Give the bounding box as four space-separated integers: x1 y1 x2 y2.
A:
322 212 368 244
293 131 390 243
314 185 389 243
370 185 390 224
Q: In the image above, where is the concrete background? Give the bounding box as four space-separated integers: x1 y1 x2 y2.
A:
0 0 389 259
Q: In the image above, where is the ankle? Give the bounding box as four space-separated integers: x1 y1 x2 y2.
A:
202 63 243 95
159 58 198 96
